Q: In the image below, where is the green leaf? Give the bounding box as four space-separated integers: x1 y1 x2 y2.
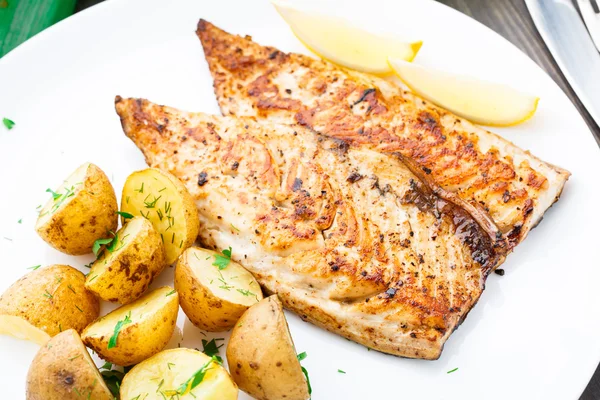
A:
107 312 132 349
46 188 61 200
116 211 134 219
174 357 215 396
2 118 15 130
92 231 118 256
297 352 311 395
201 338 224 364
100 368 125 398
99 362 113 370
301 366 312 395
212 247 232 270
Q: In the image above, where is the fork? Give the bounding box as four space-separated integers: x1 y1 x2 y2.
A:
578 0 600 52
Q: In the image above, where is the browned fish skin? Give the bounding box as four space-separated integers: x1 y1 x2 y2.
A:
116 96 502 360
196 19 570 252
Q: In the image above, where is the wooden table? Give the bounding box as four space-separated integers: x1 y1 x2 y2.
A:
74 0 600 397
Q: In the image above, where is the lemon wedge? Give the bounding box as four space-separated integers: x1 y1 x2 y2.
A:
272 0 422 74
388 58 539 126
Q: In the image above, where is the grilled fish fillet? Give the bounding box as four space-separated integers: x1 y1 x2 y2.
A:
196 19 570 252
116 96 503 360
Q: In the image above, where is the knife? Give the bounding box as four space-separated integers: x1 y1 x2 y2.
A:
577 0 600 52
526 0 600 127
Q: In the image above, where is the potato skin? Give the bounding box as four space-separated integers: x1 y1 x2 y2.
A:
0 265 99 337
227 295 309 400
35 163 118 255
85 217 167 304
81 287 178 366
26 329 113 400
120 348 238 400
175 248 262 332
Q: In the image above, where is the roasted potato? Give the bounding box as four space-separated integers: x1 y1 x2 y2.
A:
85 216 166 304
175 247 263 331
26 329 113 400
0 265 99 344
227 295 309 400
81 286 178 366
35 162 118 255
120 348 237 400
120 168 199 264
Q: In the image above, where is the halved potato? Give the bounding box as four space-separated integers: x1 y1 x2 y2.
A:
175 247 263 331
81 286 178 366
26 329 113 400
227 295 309 400
120 348 238 400
35 162 118 255
0 265 99 344
120 168 200 264
85 216 167 304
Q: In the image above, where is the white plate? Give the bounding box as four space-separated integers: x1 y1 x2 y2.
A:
1 0 599 398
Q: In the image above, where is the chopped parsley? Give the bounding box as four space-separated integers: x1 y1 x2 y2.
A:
447 367 458 374
2 118 15 130
237 288 259 301
17 219 22 224
212 247 232 270
170 356 216 396
92 231 119 256
116 211 134 219
43 290 53 299
100 362 112 370
27 265 41 271
338 369 346 374
143 194 161 209
201 338 224 363
45 185 78 214
100 365 132 398
297 352 312 396
107 312 132 349
166 289 176 297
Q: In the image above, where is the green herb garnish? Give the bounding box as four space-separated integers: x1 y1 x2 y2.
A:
212 247 232 270
171 356 216 396
447 367 458 374
107 312 132 349
2 118 15 130
201 338 224 363
297 352 312 395
28 265 41 270
166 289 176 297
116 211 134 219
338 369 346 374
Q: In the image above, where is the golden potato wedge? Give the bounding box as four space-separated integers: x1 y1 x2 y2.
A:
81 286 178 366
120 168 199 264
35 162 118 255
175 247 263 331
120 348 238 400
85 216 166 304
227 295 309 400
0 265 99 343
26 329 113 400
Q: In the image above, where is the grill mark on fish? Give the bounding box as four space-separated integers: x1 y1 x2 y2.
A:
116 96 504 360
